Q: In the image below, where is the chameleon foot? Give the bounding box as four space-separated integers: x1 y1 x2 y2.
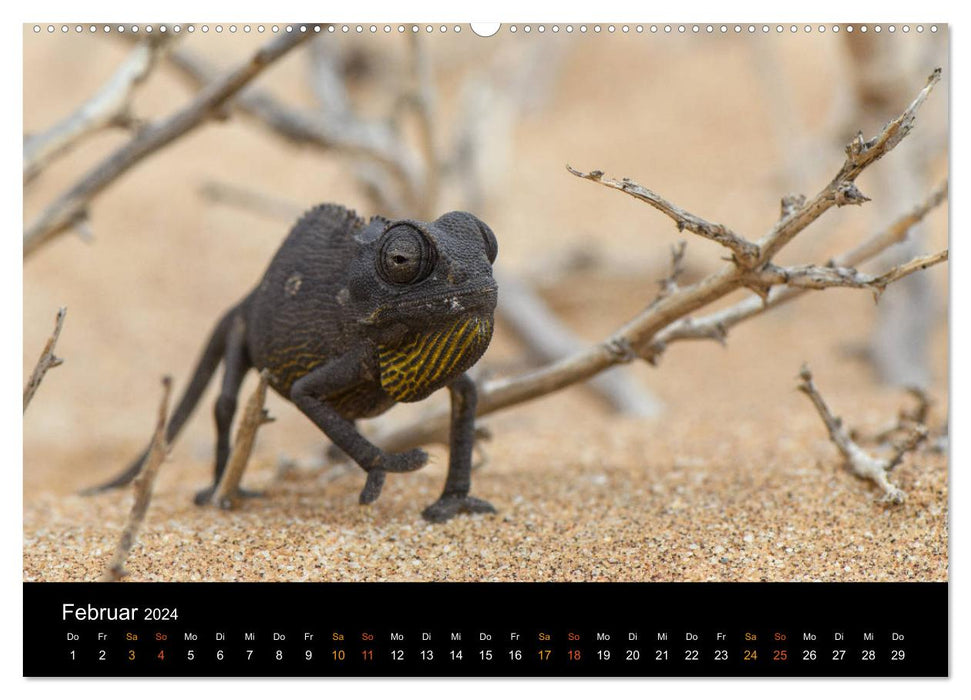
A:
421 495 496 523
359 470 386 505
193 485 266 507
359 449 428 505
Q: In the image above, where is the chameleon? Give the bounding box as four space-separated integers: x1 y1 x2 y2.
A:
88 204 499 523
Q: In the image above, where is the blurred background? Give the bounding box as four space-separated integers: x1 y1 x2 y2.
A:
23 25 949 582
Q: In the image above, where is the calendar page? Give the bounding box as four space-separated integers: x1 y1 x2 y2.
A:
22 21 949 677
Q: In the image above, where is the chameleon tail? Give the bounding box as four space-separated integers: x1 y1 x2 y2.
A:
81 306 240 494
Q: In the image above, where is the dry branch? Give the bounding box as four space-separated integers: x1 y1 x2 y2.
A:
102 376 172 581
369 72 945 454
758 250 948 297
756 68 941 264
797 365 925 504
833 180 947 265
23 307 67 412
24 38 169 183
23 30 312 258
211 370 274 509
163 43 422 208
644 180 948 361
496 270 663 418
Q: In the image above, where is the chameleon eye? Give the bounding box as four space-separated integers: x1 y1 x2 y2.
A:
478 221 498 264
377 225 436 285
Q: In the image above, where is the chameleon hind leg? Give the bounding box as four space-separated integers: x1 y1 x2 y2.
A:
421 373 496 523
290 349 428 505
193 317 259 505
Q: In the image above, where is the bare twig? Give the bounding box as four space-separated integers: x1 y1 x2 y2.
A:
756 68 942 263
211 370 274 509
797 365 918 504
757 250 947 297
652 241 688 305
840 36 943 388
567 166 761 268
102 376 172 581
865 387 933 445
23 307 67 412
23 30 312 258
198 181 303 222
24 38 169 183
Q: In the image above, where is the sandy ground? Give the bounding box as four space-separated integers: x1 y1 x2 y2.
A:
23 26 949 582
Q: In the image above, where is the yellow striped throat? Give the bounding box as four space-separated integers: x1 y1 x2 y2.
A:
378 315 494 402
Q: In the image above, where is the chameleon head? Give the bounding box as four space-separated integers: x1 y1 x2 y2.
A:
354 211 499 402
356 211 499 330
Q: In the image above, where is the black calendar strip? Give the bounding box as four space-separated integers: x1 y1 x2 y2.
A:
24 582 947 677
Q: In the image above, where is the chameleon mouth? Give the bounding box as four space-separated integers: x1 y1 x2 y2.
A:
362 283 498 325
378 314 495 402
401 284 497 312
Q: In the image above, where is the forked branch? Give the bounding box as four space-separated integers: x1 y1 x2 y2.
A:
756 68 942 263
369 72 945 454
797 366 926 504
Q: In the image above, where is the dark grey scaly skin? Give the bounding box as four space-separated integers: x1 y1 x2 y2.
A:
85 205 499 523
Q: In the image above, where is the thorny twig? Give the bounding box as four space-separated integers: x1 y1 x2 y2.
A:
756 250 948 299
567 166 762 268
102 376 172 581
756 68 942 263
23 30 312 258
23 307 67 412
797 365 926 504
211 370 274 509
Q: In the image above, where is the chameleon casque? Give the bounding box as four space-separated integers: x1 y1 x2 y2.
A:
90 204 499 523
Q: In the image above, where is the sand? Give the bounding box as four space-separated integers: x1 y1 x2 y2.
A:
23 27 948 583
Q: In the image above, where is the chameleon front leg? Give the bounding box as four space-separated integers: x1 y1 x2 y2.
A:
421 373 497 523
290 350 427 505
